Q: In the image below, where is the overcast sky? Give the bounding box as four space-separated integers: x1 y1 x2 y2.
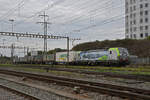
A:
0 0 125 57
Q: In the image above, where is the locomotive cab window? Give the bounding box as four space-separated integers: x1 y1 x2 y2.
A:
110 51 112 54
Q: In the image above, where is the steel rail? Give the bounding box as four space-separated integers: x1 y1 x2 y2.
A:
8 65 150 82
0 84 40 100
44 67 150 82
0 69 150 100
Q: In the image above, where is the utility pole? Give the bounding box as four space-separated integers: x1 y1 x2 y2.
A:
67 38 81 65
11 44 14 63
27 47 29 62
67 37 69 64
9 19 14 32
2 39 6 45
9 19 15 63
24 46 26 57
37 12 51 60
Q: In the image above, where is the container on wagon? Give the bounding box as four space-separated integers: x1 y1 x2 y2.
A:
43 54 55 62
56 51 80 63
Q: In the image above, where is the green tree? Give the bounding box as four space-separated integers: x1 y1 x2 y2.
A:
47 48 67 54
147 36 150 40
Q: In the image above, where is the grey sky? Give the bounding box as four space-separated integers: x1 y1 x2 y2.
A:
0 0 125 57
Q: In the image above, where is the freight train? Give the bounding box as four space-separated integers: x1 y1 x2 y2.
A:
14 47 130 66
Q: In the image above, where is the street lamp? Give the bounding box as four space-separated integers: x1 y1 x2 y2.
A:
9 19 14 32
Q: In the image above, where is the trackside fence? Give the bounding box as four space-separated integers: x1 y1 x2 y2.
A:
130 57 150 65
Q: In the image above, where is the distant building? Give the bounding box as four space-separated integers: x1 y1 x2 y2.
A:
125 0 150 39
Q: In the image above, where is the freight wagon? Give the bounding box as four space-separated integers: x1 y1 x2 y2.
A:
14 54 55 64
14 47 130 66
43 54 55 64
56 51 80 64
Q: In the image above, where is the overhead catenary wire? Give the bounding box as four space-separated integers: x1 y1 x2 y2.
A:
59 4 125 25
14 0 67 27
54 0 114 24
72 14 125 32
49 0 113 25
68 4 150 33
14 0 122 34
50 2 124 36
51 1 124 35
15 0 112 27
0 0 26 20
43 0 103 22
1 1 125 37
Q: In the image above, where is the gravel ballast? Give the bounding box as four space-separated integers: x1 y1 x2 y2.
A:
0 78 72 100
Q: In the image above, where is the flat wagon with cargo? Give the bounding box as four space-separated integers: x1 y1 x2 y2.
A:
14 47 130 66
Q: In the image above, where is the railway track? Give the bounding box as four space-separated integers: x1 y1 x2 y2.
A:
45 67 150 82
7 65 150 82
0 69 150 100
0 83 40 100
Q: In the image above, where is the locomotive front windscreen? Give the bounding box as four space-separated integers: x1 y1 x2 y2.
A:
118 48 129 56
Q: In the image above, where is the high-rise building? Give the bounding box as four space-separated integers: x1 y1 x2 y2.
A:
125 0 150 39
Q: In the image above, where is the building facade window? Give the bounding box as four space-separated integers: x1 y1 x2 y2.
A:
140 11 143 16
140 4 143 8
126 8 128 13
133 20 136 24
133 13 136 18
145 11 148 15
145 26 149 30
130 14 132 18
130 0 133 4
130 21 133 25
140 19 143 23
145 33 149 37
134 27 137 31
145 18 148 22
140 33 143 38
126 35 129 38
126 29 129 33
126 16 128 20
140 26 143 31
130 7 132 12
133 34 136 38
133 6 136 10
130 34 133 38
145 3 149 7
